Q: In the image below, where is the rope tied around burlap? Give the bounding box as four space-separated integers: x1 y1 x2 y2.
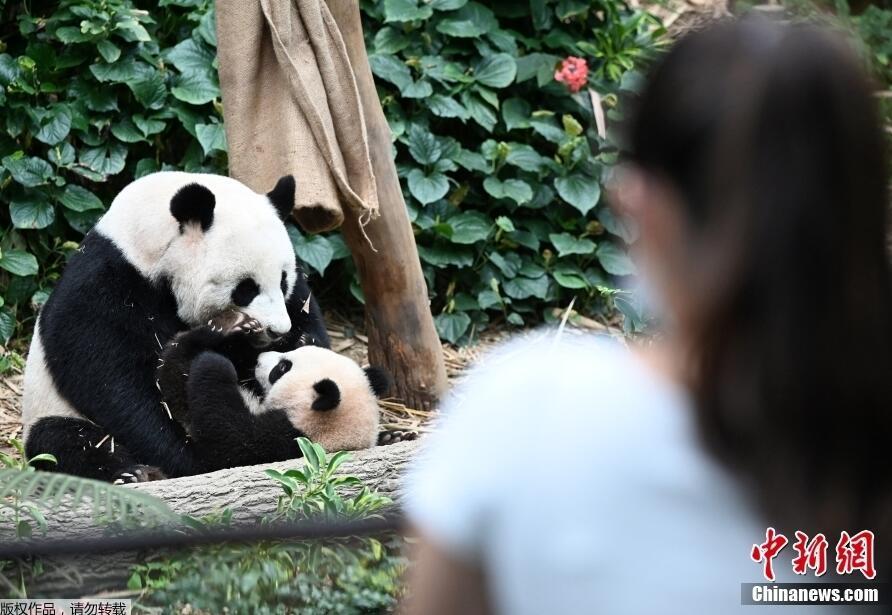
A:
216 0 379 249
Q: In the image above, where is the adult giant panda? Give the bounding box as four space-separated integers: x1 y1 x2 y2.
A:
22 172 330 482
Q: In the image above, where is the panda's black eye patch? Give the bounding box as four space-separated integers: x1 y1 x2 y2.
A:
232 278 260 307
280 271 288 296
269 359 292 386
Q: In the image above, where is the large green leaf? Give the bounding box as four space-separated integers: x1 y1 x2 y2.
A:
553 263 589 289
10 193 54 229
89 59 147 83
474 53 517 88
460 91 497 131
448 211 491 244
383 0 433 22
436 2 497 37
427 95 468 121
555 174 600 215
60 184 104 212
0 309 14 344
2 155 54 187
483 177 533 204
0 249 39 276
373 27 411 54
34 105 71 145
503 274 549 300
597 242 637 276
435 312 471 344
171 71 219 105
96 39 121 63
111 119 146 143
291 233 334 276
418 244 474 268
431 0 468 9
166 38 215 74
129 70 167 109
549 232 596 257
502 98 531 130
407 125 442 165
408 169 449 205
195 123 227 156
369 54 412 90
79 143 127 177
506 144 548 173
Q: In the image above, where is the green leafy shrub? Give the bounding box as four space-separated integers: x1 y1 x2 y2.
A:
0 0 224 350
356 0 663 342
1 0 664 355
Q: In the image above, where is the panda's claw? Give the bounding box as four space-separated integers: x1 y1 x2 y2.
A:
207 309 264 338
377 430 419 446
112 465 167 484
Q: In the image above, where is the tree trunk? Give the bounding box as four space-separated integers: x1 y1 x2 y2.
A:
325 0 448 411
16 441 420 597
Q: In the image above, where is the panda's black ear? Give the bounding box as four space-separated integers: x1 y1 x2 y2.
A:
170 183 215 232
267 175 295 222
364 367 391 399
311 378 340 411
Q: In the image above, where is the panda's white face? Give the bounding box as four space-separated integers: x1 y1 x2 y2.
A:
95 172 297 336
255 346 382 452
169 215 296 337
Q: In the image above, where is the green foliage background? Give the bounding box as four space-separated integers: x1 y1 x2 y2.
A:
0 0 665 356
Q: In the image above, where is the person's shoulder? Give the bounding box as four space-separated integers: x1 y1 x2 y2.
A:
455 331 671 412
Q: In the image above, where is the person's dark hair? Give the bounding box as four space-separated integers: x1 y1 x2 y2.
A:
630 17 892 556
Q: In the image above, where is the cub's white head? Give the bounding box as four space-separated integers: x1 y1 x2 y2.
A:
255 346 389 452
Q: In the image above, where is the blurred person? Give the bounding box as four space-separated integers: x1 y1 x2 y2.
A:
401 17 891 615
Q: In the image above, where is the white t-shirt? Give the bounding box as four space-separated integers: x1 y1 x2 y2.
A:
406 333 856 615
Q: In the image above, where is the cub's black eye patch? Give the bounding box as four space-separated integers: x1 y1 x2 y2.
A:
232 278 260 307
269 359 292 386
280 271 288 296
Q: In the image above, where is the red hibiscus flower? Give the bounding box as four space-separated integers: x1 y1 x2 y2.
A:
554 56 589 93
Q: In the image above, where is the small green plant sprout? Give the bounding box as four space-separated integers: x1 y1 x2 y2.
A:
265 437 393 523
0 438 57 538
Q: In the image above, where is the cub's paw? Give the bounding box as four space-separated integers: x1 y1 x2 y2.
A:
208 309 263 337
377 430 419 446
113 465 167 485
190 351 238 385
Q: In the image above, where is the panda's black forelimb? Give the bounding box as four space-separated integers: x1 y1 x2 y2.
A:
186 351 305 472
25 416 166 483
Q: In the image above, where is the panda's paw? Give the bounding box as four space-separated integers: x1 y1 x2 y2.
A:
377 430 419 446
208 309 263 337
112 465 167 485
191 351 238 385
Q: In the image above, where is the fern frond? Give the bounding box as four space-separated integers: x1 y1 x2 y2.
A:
0 469 177 530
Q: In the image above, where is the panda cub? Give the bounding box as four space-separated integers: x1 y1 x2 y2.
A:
155 311 401 474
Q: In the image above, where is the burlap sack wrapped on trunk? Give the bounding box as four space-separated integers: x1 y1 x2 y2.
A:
215 0 379 233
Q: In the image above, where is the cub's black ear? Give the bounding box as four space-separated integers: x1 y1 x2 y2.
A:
170 183 215 232
311 378 340 411
364 367 391 399
267 175 295 222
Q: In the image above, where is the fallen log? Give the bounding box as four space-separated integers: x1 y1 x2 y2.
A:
11 440 421 597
